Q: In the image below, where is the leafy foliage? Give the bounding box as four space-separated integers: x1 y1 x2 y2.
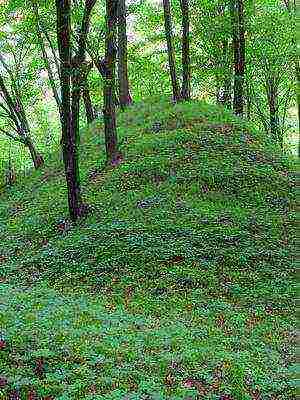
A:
0 98 296 398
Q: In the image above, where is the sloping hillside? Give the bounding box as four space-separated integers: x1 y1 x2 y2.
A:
0 99 296 399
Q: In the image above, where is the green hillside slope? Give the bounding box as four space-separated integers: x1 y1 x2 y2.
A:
0 99 296 399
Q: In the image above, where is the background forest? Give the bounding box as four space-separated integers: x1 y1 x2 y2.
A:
0 0 297 399
0 0 297 190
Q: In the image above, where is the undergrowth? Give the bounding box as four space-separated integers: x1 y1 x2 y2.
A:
0 98 297 399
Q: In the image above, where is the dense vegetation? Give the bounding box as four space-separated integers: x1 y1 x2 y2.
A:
0 0 297 399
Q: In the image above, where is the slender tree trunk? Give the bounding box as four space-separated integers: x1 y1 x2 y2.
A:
216 5 232 109
163 0 181 102
5 151 16 186
103 0 119 164
246 84 251 120
117 0 132 109
56 0 96 221
231 0 245 116
0 74 44 169
221 40 232 109
80 61 95 124
223 77 232 108
25 137 44 169
267 76 281 146
180 0 191 100
83 84 95 123
216 77 224 104
32 2 62 119
56 0 82 222
296 59 300 157
94 58 119 107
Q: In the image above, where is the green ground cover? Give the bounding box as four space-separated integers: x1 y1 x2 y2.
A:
0 99 297 399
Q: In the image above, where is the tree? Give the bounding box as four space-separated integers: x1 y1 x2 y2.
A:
31 0 63 122
216 3 232 109
231 0 245 116
117 0 133 108
5 147 16 186
180 0 191 100
55 0 96 221
82 63 96 124
0 72 43 169
281 0 299 155
247 1 294 147
102 0 120 164
163 0 181 102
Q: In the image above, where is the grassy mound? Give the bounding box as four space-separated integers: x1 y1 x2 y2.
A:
0 98 296 399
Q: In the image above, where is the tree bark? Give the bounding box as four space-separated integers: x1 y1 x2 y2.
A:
56 0 81 222
231 0 245 116
79 61 95 124
220 40 232 109
296 63 300 157
163 0 181 102
0 74 44 169
5 151 16 186
180 0 191 100
103 0 119 164
83 84 95 123
267 76 281 146
25 137 44 169
56 0 96 221
117 0 132 109
32 1 63 119
245 83 251 120
93 57 119 107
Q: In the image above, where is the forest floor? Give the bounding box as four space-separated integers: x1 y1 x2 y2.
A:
0 98 297 399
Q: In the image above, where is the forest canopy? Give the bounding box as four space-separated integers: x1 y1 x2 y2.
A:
0 1 297 207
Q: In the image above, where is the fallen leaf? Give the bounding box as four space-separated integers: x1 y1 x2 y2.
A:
182 378 207 395
167 255 185 264
0 338 6 350
250 389 261 400
9 390 21 400
182 378 194 388
0 376 8 388
34 357 45 378
88 384 97 395
216 314 226 328
165 372 176 387
27 390 38 400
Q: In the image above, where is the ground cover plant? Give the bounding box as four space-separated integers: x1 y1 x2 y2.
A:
0 0 297 398
0 99 297 399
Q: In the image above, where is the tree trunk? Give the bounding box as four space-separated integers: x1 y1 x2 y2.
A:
83 84 95 124
81 61 95 124
231 0 245 116
0 74 44 170
103 0 119 164
221 40 232 109
267 76 281 146
180 0 191 100
283 0 298 156
56 0 82 222
94 57 119 107
222 77 232 109
296 61 300 157
56 0 96 221
25 137 44 169
163 0 181 102
246 83 251 120
32 1 63 120
5 152 16 186
117 0 132 109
